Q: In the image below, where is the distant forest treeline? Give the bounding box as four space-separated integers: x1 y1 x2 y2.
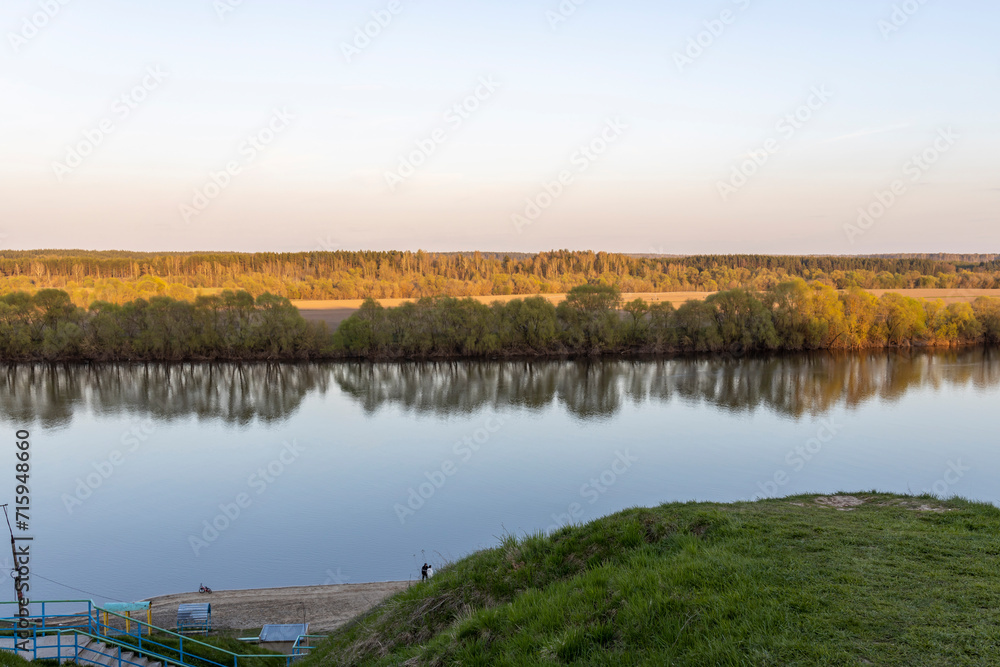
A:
2 281 999 361
1 250 999 305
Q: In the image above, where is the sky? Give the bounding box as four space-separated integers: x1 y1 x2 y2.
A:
0 0 997 254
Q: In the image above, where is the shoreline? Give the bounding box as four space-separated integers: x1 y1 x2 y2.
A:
0 342 994 366
140 580 411 604
142 582 411 633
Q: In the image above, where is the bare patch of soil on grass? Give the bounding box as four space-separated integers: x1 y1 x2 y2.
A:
790 496 954 513
877 498 954 513
813 495 867 511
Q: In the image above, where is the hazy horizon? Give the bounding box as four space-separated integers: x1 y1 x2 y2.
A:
2 0 997 255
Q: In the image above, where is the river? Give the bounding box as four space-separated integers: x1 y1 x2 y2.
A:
2 348 997 604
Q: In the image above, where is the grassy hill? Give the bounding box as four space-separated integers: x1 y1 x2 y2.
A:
302 494 1000 666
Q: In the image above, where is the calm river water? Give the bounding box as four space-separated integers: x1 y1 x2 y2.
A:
2 349 998 604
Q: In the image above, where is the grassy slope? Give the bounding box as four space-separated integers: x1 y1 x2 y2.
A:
303 494 1000 666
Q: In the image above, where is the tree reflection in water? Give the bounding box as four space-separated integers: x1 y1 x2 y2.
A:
0 349 996 428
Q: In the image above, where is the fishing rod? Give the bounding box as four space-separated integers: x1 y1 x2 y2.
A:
1 504 22 603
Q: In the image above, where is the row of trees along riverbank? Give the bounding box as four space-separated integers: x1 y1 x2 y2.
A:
3 280 997 361
335 281 1000 358
0 289 328 361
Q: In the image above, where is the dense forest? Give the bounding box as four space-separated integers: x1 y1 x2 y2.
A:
1 250 999 306
2 281 998 361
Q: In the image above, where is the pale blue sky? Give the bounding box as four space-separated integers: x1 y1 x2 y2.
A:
1 0 997 253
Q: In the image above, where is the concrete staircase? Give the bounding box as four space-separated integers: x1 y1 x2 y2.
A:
1 633 164 667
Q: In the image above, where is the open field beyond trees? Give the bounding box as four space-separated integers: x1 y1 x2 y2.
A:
292 289 1000 329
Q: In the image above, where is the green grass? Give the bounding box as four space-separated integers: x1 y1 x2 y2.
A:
301 494 1000 666
0 652 30 667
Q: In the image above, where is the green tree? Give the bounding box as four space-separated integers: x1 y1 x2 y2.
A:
557 284 623 351
497 297 558 351
878 293 927 345
623 299 651 345
973 298 1000 344
674 300 722 352
706 289 779 351
646 302 678 350
841 288 881 348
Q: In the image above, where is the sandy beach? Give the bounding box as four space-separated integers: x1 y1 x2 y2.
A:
145 582 410 633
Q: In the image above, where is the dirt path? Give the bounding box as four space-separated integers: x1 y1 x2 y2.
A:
145 582 410 633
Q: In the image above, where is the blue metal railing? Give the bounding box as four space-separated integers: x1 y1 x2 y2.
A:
0 599 306 667
5 626 187 667
0 598 96 633
51 630 151 667
290 634 325 661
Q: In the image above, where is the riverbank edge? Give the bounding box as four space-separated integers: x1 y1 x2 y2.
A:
0 339 993 365
140 582 413 633
140 581 413 603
